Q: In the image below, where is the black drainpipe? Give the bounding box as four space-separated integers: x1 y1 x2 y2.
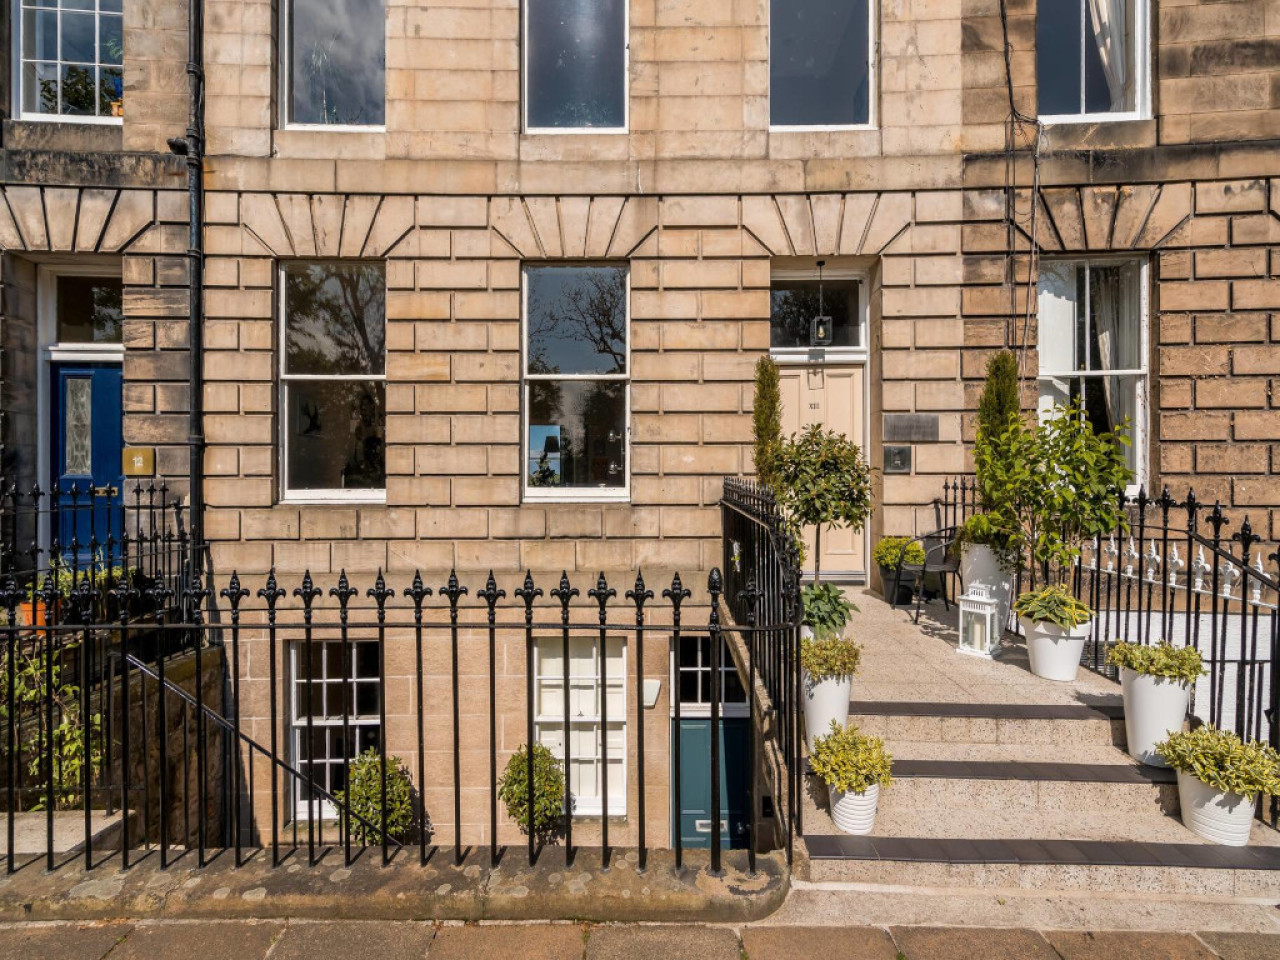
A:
168 0 205 566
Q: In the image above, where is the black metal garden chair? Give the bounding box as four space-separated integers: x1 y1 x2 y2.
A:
889 526 961 624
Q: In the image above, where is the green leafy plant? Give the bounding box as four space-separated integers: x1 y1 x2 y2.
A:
771 424 873 583
810 721 893 795
1157 726 1280 800
952 513 1019 570
977 403 1132 584
801 633 862 681
975 351 1020 471
872 536 925 569
801 582 858 642
1013 585 1092 629
498 742 569 842
753 355 783 489
336 747 416 845
1107 641 1204 686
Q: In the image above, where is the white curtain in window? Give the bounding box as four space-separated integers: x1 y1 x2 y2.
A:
1088 0 1130 111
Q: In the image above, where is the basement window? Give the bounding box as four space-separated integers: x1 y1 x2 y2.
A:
17 0 123 121
524 0 627 132
770 0 873 128
1037 0 1149 122
280 261 386 500
284 0 386 127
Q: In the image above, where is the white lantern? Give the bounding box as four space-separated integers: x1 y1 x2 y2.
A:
958 584 1002 659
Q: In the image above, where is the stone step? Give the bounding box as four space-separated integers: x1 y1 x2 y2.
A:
848 700 1126 748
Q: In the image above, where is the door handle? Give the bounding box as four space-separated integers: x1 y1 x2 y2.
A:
92 485 118 498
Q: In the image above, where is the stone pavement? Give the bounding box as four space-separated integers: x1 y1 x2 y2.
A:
3 919 1279 960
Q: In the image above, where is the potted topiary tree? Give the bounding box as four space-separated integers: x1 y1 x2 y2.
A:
809 721 893 835
1013 585 1093 682
337 748 417 845
1158 726 1280 846
800 627 862 750
1107 641 1203 766
498 742 569 845
871 536 924 605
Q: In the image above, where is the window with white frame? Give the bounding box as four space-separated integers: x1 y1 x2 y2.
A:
769 273 863 355
1036 260 1147 484
524 0 627 131
523 264 629 499
1037 0 1147 120
534 635 626 817
289 640 382 817
770 0 872 127
675 635 747 710
284 0 386 126
280 261 386 499
18 0 123 120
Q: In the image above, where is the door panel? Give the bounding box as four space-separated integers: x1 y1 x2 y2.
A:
674 717 750 850
52 364 124 563
778 364 866 579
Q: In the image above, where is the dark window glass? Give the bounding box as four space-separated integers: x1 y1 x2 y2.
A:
1037 1 1081 116
285 380 385 492
528 381 625 489
284 262 386 376
769 279 859 349
770 0 869 126
1037 0 1136 116
289 0 386 125
527 0 626 129
56 275 123 343
526 265 627 375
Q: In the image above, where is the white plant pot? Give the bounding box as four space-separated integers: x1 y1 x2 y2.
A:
803 670 852 751
1021 616 1091 683
1120 667 1190 767
960 543 1014 630
830 783 879 835
801 624 814 641
1177 772 1255 846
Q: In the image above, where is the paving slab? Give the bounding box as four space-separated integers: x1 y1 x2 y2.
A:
1196 931 1280 959
1046 930 1219 959
0 921 133 960
585 924 741 960
428 923 585 960
107 920 284 960
890 926 1060 960
270 920 435 960
740 925 899 959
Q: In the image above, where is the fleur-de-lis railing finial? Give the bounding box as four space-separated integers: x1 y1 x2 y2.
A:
1192 546 1211 594
407 571 432 621
626 570 653 618
258 567 286 618
294 570 322 621
221 571 250 621
0 576 22 626
477 570 505 612
738 577 761 629
330 570 359 624
367 569 395 622
1167 544 1184 590
440 569 467 613
551 571 578 624
663 572 691 616
183 569 211 626
515 570 542 623
589 572 615 624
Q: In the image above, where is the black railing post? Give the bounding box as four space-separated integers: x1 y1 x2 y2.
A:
663 573 690 873
221 573 249 866
708 567 723 876
626 571 652 872
406 572 432 865
551 573 578 866
2 578 19 874
184 570 210 866
440 570 467 866
515 573 542 865
477 572 504 865
739 577 760 876
294 571 322 865
367 571 394 866
258 570 285 865
331 571 358 865
589 572 615 868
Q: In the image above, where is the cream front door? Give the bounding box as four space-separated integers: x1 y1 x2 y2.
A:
778 364 867 581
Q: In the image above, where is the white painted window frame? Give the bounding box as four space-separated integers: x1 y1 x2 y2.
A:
288 639 383 821
521 0 630 135
277 0 388 133
668 634 749 721
521 263 631 504
533 634 628 818
12 0 124 124
767 0 878 132
767 266 870 366
1038 0 1151 125
277 261 388 504
1035 256 1150 495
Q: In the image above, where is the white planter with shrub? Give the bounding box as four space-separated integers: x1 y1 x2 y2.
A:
1107 641 1203 766
1014 586 1093 683
1158 726 1280 847
810 721 892 836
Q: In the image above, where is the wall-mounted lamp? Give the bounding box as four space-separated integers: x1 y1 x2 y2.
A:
809 259 833 347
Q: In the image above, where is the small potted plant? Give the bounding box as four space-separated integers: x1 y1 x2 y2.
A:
1158 726 1280 846
498 742 569 844
1013 585 1092 682
1107 641 1203 767
872 536 924 605
810 721 893 835
954 513 1016 629
336 747 417 844
800 618 861 751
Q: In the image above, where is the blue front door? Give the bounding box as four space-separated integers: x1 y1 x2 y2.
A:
675 717 751 849
51 364 124 563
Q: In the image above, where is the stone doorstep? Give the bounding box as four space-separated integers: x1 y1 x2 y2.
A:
0 846 788 924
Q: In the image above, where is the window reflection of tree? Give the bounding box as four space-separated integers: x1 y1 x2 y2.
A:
769 282 856 348
527 269 626 375
285 264 385 375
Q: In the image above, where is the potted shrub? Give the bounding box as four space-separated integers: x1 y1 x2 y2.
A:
1013 585 1092 682
801 628 862 750
336 747 417 844
1158 726 1280 846
498 742 569 844
809 721 893 835
872 536 924 605
1107 641 1203 767
954 513 1016 630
